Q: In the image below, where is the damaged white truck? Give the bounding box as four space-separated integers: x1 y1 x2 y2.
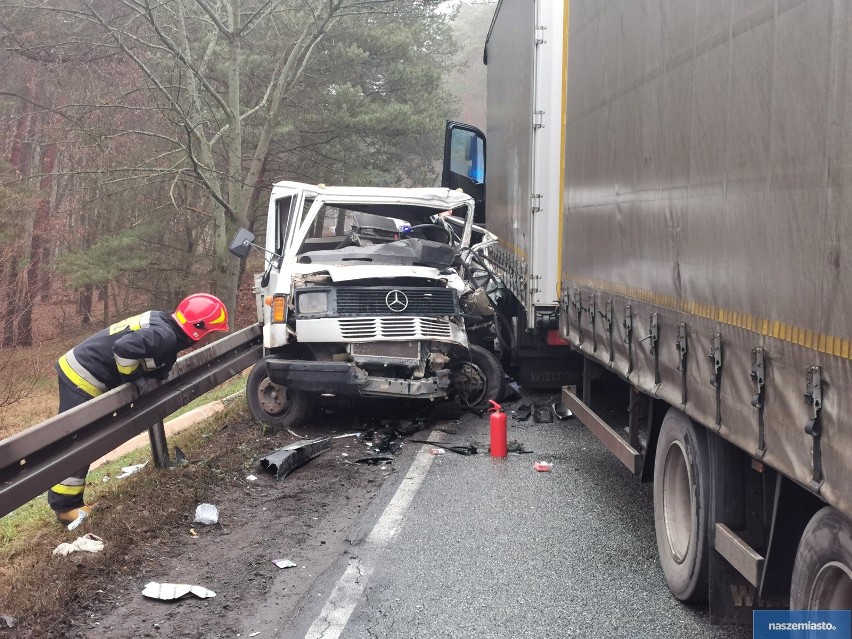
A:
230 181 506 428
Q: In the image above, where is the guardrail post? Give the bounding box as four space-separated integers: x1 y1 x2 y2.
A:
148 420 171 468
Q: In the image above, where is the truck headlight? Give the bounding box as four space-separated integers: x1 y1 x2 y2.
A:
298 291 329 314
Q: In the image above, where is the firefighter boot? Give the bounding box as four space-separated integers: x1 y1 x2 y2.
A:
55 504 95 527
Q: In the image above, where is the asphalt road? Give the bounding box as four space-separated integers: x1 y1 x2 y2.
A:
288 392 752 639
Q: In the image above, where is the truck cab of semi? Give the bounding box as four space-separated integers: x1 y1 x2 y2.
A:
230 181 505 429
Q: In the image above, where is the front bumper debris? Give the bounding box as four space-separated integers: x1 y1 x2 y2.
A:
264 359 449 398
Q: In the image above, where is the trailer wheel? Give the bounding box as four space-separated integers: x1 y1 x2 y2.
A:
246 361 314 429
653 408 710 602
790 507 852 609
451 344 505 410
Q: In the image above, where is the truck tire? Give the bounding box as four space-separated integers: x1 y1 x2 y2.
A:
790 507 852 610
246 360 314 429
452 344 505 411
653 408 710 602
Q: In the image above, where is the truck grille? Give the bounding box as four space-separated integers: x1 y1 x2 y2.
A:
338 317 453 340
335 288 458 316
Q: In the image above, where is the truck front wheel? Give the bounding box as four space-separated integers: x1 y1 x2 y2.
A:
451 344 505 411
246 360 314 429
790 507 852 609
653 408 710 602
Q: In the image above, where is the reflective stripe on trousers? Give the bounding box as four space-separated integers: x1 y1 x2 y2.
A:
48 366 96 512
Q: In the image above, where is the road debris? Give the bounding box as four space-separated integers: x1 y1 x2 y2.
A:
354 454 394 465
533 404 554 423
271 558 298 569
409 440 477 456
190 528 199 538
1 615 16 629
429 448 446 456
332 432 362 440
142 582 216 601
259 437 331 479
553 402 574 420
52 534 105 557
194 503 219 525
116 461 148 479
507 440 531 454
512 404 532 422
246 474 258 481
504 381 523 401
533 461 553 472
362 417 431 453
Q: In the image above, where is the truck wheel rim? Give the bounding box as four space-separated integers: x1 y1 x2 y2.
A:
452 361 488 407
662 440 693 564
258 378 291 416
811 561 852 609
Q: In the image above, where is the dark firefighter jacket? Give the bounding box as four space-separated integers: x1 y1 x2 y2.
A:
58 311 193 397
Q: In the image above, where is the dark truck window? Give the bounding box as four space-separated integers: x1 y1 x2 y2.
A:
442 121 486 223
450 128 484 183
275 196 299 254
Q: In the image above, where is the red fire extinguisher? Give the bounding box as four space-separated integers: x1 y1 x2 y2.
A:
488 400 508 458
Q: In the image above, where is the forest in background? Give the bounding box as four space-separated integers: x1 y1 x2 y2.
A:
0 0 494 416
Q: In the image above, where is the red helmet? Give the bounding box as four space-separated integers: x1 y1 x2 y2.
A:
173 294 229 341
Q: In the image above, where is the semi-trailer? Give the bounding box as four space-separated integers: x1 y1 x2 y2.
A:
448 0 852 622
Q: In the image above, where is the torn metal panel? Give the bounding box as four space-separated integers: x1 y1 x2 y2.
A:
259 437 331 479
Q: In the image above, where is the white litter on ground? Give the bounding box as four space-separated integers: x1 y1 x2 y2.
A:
141 582 216 601
52 534 105 557
116 461 148 479
194 503 219 525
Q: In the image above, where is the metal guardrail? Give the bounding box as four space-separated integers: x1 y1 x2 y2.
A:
0 324 262 518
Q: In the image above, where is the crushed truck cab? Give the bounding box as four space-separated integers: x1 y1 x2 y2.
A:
231 181 504 428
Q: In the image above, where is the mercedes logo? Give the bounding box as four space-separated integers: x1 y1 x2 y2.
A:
385 289 409 313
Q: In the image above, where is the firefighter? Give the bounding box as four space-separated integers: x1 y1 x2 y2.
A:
49 293 229 525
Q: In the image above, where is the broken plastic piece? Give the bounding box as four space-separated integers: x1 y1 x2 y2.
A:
409 439 478 456
354 455 394 465
116 461 149 479
533 461 553 472
506 440 530 454
194 503 219 525
141 582 216 601
246 474 258 481
512 404 532 421
429 448 446 456
1 615 16 629
260 437 331 479
553 402 574 420
271 558 297 569
504 380 523 401
533 404 554 423
189 528 199 538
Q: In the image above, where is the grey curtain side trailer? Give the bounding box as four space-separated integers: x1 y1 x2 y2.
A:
454 0 852 623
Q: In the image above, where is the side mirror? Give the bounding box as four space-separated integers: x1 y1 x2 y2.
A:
229 228 256 258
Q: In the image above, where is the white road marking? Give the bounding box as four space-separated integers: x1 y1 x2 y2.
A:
304 442 438 639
